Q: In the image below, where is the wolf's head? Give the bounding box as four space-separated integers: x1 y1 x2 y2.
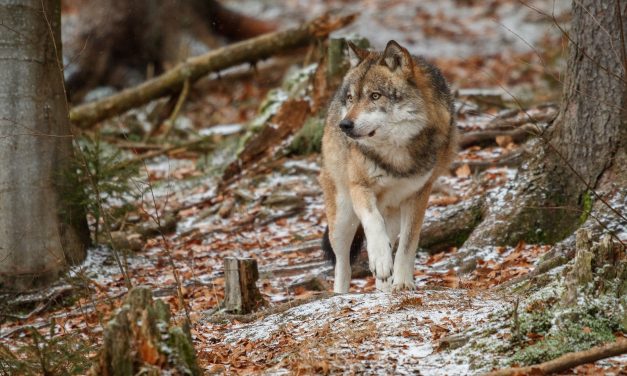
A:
336 40 429 147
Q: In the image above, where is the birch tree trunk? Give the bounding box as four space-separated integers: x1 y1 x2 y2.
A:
464 0 627 248
0 0 90 291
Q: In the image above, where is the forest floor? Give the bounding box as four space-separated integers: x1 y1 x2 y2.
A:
1 0 626 375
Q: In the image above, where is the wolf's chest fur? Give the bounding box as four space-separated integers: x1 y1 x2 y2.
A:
361 155 433 209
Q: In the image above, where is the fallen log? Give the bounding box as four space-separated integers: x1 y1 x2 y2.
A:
419 195 485 252
69 13 357 129
485 337 627 376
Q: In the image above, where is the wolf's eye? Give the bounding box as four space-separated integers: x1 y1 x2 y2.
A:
346 94 353 102
370 92 381 100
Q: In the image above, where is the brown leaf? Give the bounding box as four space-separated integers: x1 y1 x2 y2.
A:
455 163 471 178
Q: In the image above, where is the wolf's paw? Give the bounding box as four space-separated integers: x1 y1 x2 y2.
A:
392 279 415 292
367 236 393 280
376 277 392 292
392 269 416 291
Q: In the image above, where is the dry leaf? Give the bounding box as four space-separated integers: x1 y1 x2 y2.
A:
455 164 471 178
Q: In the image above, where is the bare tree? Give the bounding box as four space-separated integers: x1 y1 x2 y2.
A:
0 0 90 291
464 0 626 248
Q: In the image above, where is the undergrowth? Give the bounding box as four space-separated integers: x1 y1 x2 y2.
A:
69 134 141 242
0 321 94 375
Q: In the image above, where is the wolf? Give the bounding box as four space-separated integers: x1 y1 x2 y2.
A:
319 40 457 293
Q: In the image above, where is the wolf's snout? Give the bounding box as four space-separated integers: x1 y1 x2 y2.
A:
339 119 354 132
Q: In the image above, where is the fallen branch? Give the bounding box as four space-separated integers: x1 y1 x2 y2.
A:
459 123 545 149
482 104 558 131
69 13 357 128
112 136 217 170
450 149 526 174
485 337 627 376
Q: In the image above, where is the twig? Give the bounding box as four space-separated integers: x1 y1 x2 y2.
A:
161 78 190 140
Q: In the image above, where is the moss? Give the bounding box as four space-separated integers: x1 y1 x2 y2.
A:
288 115 325 155
512 312 616 365
579 190 593 225
168 326 201 376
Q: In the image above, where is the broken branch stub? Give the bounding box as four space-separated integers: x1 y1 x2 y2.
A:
223 257 265 314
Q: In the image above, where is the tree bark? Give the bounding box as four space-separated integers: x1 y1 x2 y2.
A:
0 0 90 291
463 0 627 248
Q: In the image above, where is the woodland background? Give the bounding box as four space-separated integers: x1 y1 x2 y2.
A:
0 0 625 375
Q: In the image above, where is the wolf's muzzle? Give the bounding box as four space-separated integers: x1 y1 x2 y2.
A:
339 119 354 132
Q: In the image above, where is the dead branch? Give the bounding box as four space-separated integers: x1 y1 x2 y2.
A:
482 104 558 131
459 123 545 149
112 136 216 170
69 13 357 128
485 337 627 376
450 149 526 174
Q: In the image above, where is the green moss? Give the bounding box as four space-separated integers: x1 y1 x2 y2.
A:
512 311 618 366
579 190 593 225
288 116 325 155
168 326 201 376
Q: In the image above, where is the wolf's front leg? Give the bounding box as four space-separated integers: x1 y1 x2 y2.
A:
350 187 393 288
329 194 360 293
393 184 432 291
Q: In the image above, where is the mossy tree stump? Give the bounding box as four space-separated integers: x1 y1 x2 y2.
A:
562 229 627 325
91 287 200 376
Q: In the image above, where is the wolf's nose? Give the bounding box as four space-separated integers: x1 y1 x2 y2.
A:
339 119 354 131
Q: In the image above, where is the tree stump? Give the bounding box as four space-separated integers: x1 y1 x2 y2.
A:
223 257 264 314
562 229 627 310
91 287 200 376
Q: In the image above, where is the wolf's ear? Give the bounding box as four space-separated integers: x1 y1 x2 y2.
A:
346 41 368 67
381 40 413 74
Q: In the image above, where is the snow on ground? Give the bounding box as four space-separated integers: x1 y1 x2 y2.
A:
200 289 510 375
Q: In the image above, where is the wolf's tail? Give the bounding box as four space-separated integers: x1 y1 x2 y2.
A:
322 225 365 265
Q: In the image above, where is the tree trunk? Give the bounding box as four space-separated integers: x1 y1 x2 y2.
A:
464 0 626 248
63 0 277 99
0 0 90 291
